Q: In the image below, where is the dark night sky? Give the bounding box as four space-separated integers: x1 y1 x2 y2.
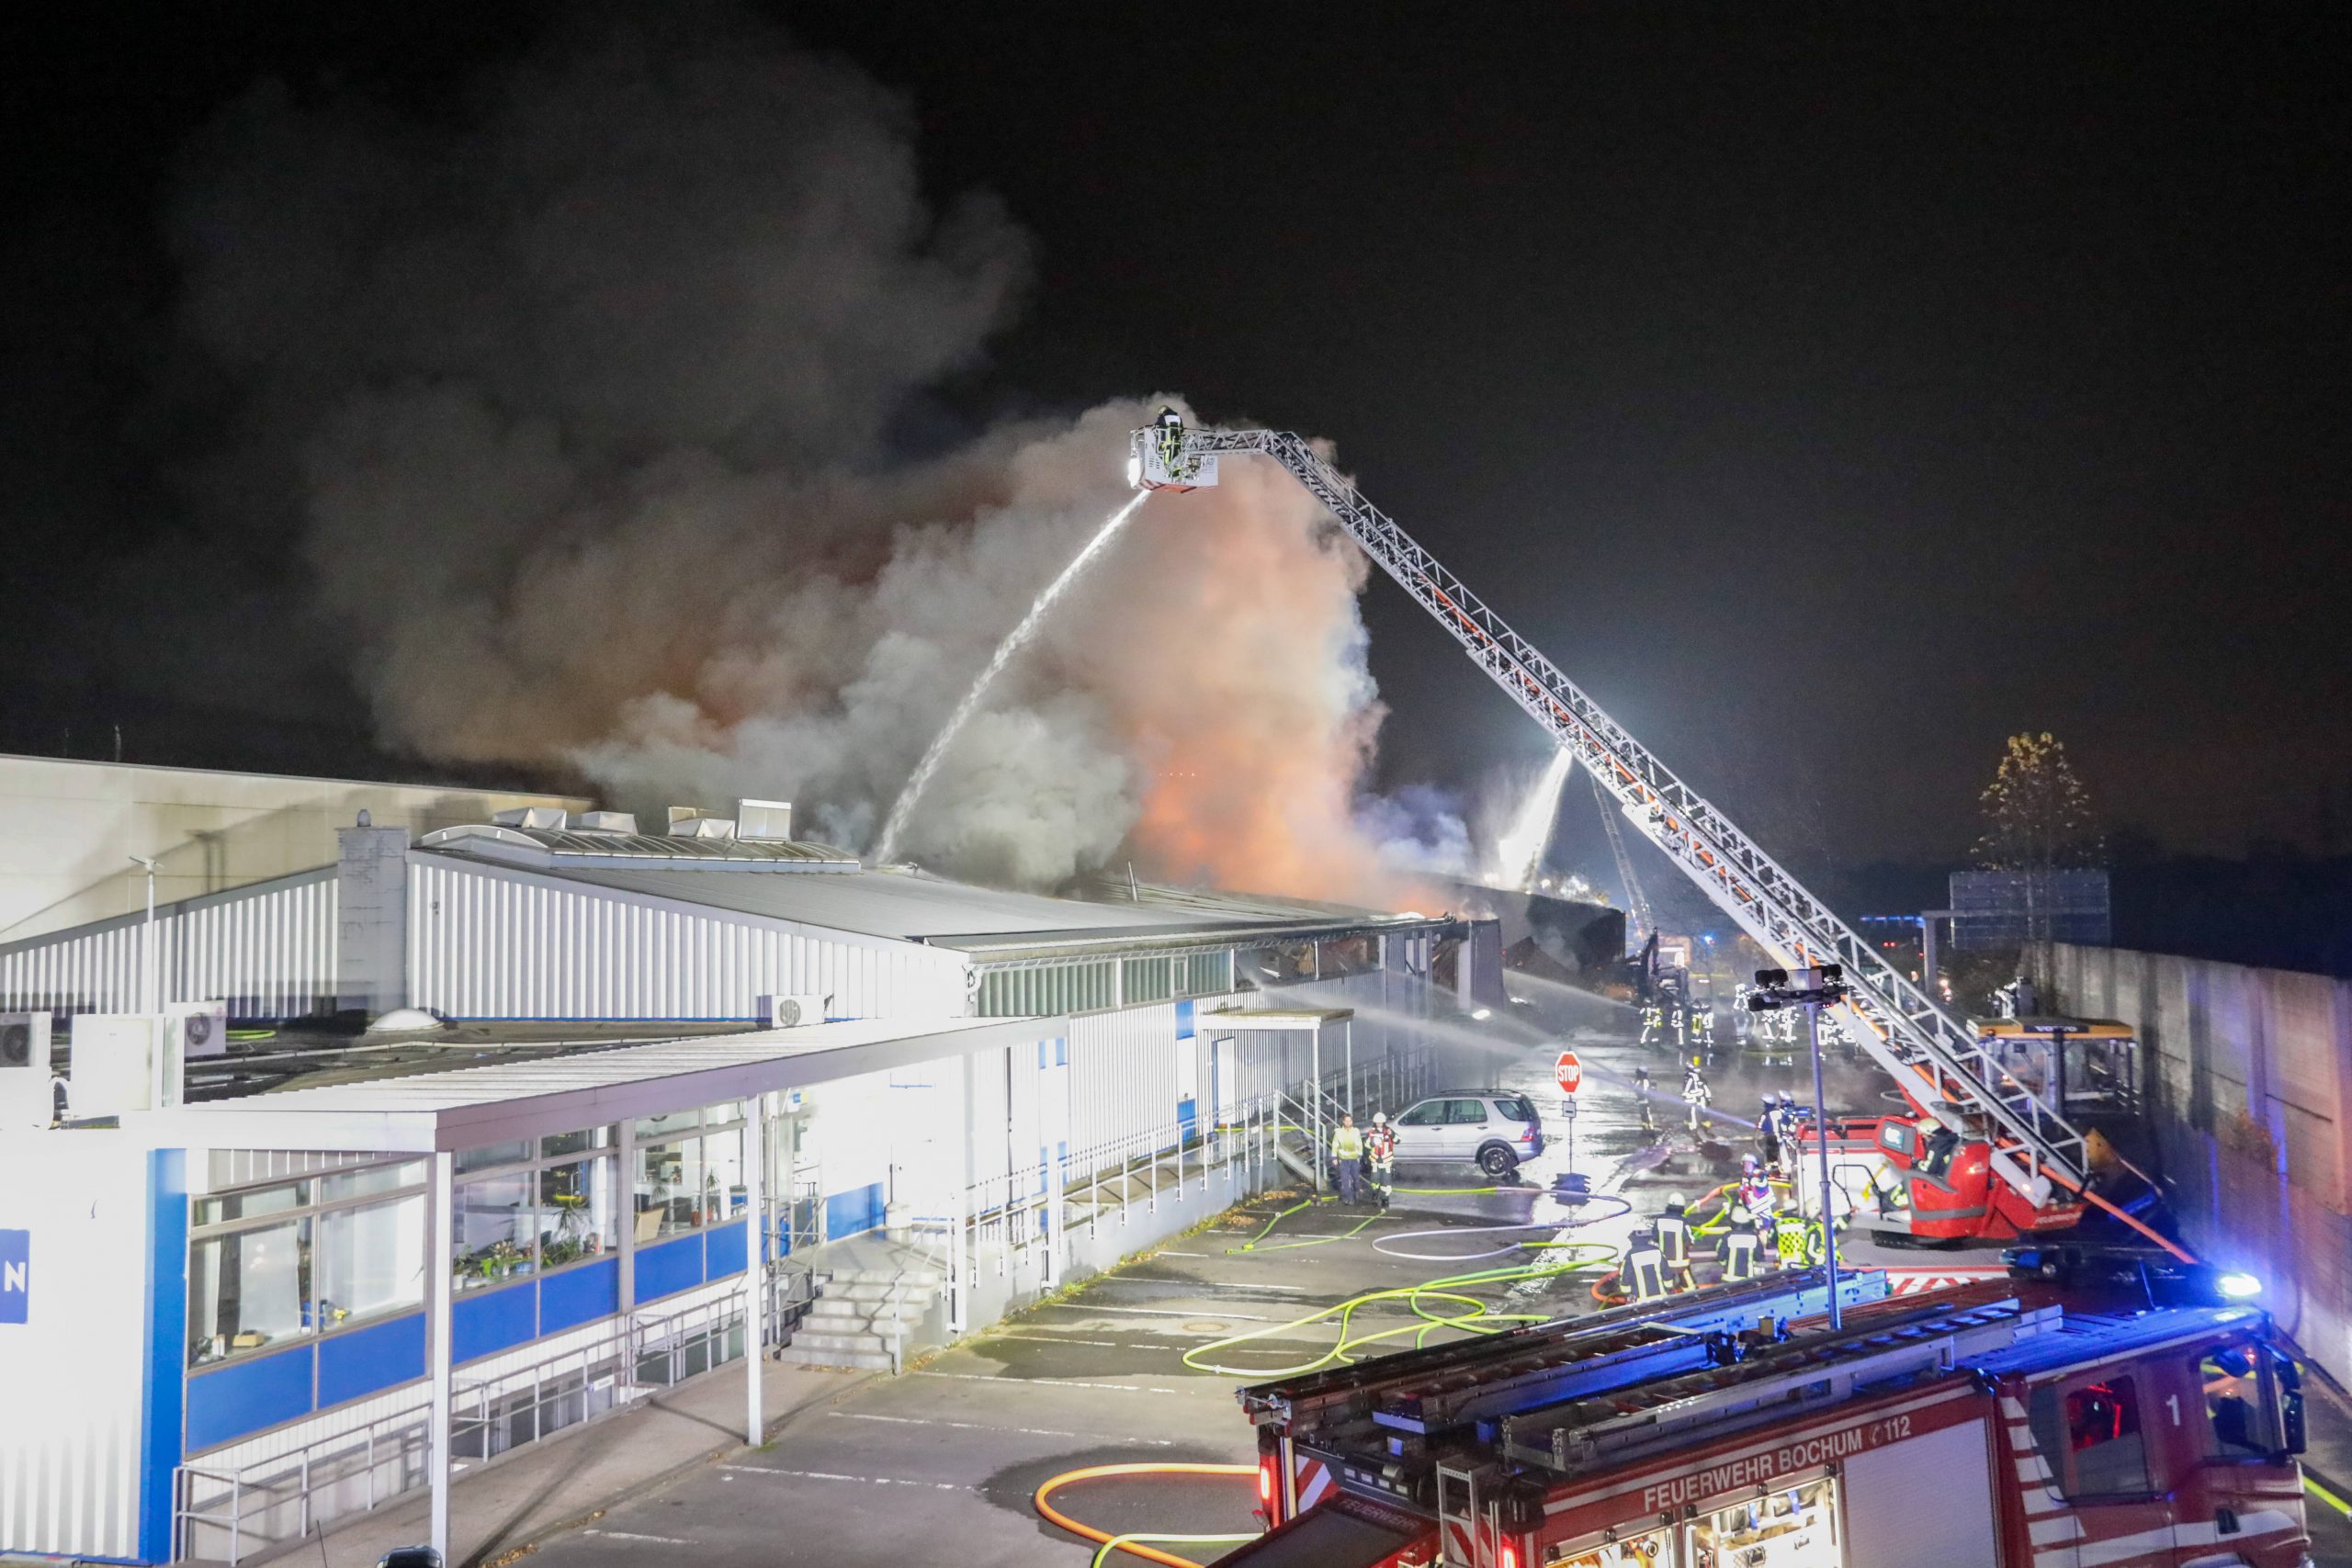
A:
4 4 2347 873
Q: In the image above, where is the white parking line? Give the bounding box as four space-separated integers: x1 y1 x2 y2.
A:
584 1529 694 1545
722 1465 966 1492
914 1370 1180 1394
1037 1303 1283 1322
831 1412 1174 1446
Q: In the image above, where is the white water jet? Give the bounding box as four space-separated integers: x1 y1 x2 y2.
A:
1488 747 1574 891
874 491 1148 863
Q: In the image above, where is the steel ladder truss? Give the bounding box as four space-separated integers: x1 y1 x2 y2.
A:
1590 773 1653 942
1164 426 2090 1200
1498 1287 2059 1474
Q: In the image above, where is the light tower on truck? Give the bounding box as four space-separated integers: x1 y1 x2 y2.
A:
1129 412 2099 1238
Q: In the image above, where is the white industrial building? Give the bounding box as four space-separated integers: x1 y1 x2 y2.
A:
0 795 1493 1565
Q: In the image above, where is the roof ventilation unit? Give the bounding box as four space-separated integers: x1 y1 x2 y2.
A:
736 798 793 841
576 810 639 834
493 806 571 831
667 807 736 840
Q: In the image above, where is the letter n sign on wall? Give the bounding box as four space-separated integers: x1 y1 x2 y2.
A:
0 1229 27 1324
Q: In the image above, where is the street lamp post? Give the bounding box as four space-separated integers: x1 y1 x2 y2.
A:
1748 964 1852 1330
128 854 159 1013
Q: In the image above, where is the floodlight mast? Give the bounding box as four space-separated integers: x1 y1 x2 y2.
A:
1133 416 2088 1205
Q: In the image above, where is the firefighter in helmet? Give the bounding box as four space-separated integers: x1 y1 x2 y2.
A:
1656 1193 1694 1292
1621 1224 1668 1304
1681 1056 1711 1133
1364 1111 1397 1208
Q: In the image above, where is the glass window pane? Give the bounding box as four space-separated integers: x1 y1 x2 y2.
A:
319 1160 426 1203
1447 1100 1488 1124
700 1123 745 1223
537 1157 616 1268
634 1109 700 1140
634 1137 698 1240
702 1100 746 1127
451 1173 537 1290
195 1181 308 1227
542 1126 611 1159
2062 1377 2151 1496
2199 1351 2267 1459
317 1194 425 1328
455 1141 530 1175
188 1219 312 1366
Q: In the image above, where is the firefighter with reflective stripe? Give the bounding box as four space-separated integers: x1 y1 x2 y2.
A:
1330 1113 1365 1202
1758 1095 1782 1174
1680 1056 1710 1132
1655 1193 1694 1291
1620 1224 1668 1303
1722 1207 1759 1282
1736 1156 1776 1227
1364 1112 1397 1208
1632 1066 1655 1131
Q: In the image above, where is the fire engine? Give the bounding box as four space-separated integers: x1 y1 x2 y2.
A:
1132 412 2133 1245
1225 1264 2309 1568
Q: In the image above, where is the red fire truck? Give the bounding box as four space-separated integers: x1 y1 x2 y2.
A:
1229 1265 2309 1568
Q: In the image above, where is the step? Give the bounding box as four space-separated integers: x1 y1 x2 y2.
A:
823 1268 944 1289
807 1301 926 1326
775 1344 897 1371
791 1329 903 1354
822 1280 938 1303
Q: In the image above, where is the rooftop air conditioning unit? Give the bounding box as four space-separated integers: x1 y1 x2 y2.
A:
759 993 833 1028
0 1012 55 1129
737 799 793 841
69 1014 183 1116
167 999 228 1062
576 810 639 834
493 806 571 831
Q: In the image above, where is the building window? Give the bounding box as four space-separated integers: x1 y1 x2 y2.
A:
450 1134 617 1291
188 1157 428 1368
631 1106 748 1243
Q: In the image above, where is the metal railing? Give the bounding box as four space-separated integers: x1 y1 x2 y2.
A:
173 1261 815 1564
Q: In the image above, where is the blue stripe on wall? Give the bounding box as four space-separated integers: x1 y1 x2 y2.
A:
138 1149 187 1561
452 1280 537 1363
824 1182 886 1241
539 1258 620 1333
706 1221 748 1279
1176 998 1196 1039
184 1345 313 1454
316 1313 426 1408
632 1233 706 1303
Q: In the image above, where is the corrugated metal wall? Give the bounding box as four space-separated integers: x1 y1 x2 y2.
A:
1069 1002 1177 1153
0 871 337 1018
406 857 967 1021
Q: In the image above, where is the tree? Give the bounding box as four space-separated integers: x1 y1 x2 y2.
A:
1975 732 2101 872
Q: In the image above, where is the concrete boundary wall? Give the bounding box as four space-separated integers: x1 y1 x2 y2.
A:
2036 940 2352 1383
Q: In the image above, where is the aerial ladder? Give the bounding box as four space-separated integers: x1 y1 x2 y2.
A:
1589 773 1652 943
1131 412 2092 1224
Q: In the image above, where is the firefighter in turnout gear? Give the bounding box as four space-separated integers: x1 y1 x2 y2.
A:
1632 1066 1655 1131
1656 1193 1694 1292
1330 1113 1366 1203
1620 1224 1668 1304
1757 1095 1783 1174
1364 1112 1397 1208
1680 1056 1710 1132
1722 1209 1759 1282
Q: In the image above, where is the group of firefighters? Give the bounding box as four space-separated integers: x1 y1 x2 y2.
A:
1326 1111 1398 1206
1617 1089 1831 1303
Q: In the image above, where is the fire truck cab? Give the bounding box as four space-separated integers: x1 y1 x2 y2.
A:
1229 1267 2308 1568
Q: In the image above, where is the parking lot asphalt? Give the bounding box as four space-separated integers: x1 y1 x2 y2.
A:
516 990 1836 1568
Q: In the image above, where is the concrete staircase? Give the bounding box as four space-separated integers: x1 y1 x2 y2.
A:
775 1267 944 1371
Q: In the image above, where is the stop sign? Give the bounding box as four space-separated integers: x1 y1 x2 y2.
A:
1555 1050 1583 1095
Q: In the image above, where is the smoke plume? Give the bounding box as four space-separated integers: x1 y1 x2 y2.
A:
168 11 1457 905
